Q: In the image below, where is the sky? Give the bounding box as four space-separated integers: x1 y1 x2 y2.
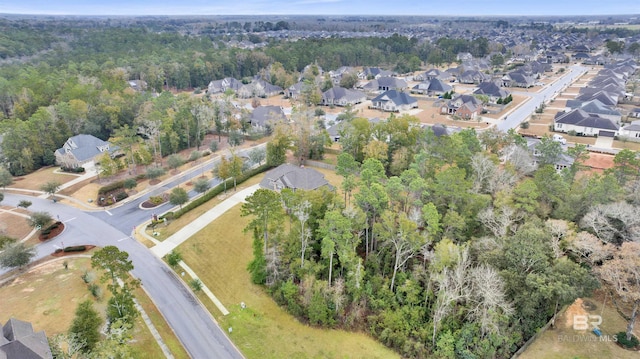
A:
0 0 638 16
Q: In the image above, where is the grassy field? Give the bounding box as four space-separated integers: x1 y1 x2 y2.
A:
0 256 186 359
0 209 33 240
179 205 399 359
520 292 640 359
8 167 77 191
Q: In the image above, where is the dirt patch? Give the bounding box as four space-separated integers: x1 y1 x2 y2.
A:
564 298 589 329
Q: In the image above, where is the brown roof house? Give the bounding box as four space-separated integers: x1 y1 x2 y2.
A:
260 164 332 191
0 318 52 359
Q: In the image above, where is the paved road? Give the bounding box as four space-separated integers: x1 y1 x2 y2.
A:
0 193 243 359
91 143 265 234
497 64 588 132
0 143 268 359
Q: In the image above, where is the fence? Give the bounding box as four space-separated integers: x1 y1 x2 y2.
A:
303 160 336 170
511 307 566 358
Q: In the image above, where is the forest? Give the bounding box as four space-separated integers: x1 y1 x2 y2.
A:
0 17 498 175
244 119 640 358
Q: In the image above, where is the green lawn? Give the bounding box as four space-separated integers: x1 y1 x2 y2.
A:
179 205 399 359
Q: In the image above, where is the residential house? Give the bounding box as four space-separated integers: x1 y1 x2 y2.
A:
329 66 356 85
565 99 622 123
362 77 408 92
321 87 366 107
286 82 305 100
238 79 283 99
457 70 490 84
502 72 536 88
411 79 453 96
575 91 619 106
370 90 418 112
250 106 287 129
620 120 640 142
630 108 640 118
457 52 473 62
414 68 453 82
207 77 243 94
55 134 115 169
473 82 510 103
441 94 483 120
526 137 574 172
358 67 394 80
1 318 52 359
554 108 620 137
259 163 332 191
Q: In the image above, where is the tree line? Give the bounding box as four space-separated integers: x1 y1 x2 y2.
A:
242 118 640 358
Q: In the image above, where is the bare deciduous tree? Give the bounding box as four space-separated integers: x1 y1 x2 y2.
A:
598 242 640 341
478 206 521 238
469 264 514 337
580 201 640 244
546 219 570 259
502 144 537 178
568 231 614 265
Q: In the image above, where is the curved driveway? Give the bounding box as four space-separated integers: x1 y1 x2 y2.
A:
0 144 268 359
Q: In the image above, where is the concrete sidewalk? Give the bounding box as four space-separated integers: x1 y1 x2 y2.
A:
150 184 260 258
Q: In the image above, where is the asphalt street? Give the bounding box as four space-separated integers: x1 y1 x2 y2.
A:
0 144 269 359
497 64 588 132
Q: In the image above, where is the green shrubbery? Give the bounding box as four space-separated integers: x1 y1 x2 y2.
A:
163 164 271 220
616 332 640 349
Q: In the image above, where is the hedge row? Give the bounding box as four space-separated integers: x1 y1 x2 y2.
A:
63 245 87 252
61 166 85 173
98 180 126 195
163 163 272 220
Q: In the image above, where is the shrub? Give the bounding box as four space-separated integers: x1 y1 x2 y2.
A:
88 283 103 300
61 166 85 173
166 164 271 220
64 245 87 252
616 332 639 348
81 271 96 284
520 121 530 129
149 196 166 205
123 178 137 190
115 191 128 201
189 278 203 292
98 181 126 195
166 250 182 267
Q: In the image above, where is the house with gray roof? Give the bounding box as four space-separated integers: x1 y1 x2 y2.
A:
473 82 510 103
502 72 535 88
1 318 52 359
441 94 483 120
457 70 491 84
411 79 452 96
575 91 619 106
565 99 622 123
619 120 640 142
250 106 287 129
207 77 243 94
238 79 283 99
362 77 408 92
358 67 394 80
286 82 305 100
55 134 115 169
526 138 574 172
260 164 332 191
321 87 366 107
370 90 418 112
553 108 620 137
